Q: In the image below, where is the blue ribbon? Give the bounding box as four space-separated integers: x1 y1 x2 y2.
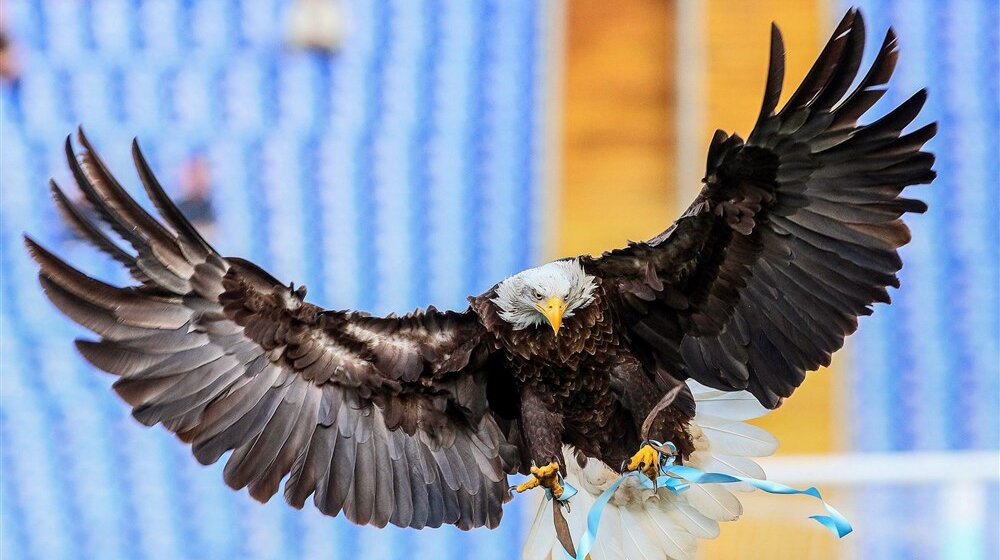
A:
545 478 578 503
548 441 852 560
665 465 852 539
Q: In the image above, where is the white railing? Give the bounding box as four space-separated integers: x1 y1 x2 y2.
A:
758 450 1000 485
753 451 1000 560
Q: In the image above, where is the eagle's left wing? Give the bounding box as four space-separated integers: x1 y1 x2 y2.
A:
582 10 936 408
25 130 515 530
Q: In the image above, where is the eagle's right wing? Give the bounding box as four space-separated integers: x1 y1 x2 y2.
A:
26 130 514 530
583 10 936 408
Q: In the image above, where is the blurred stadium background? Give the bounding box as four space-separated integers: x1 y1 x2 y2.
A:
0 1 996 559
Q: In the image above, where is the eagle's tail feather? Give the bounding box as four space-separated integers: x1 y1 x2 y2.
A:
521 380 777 559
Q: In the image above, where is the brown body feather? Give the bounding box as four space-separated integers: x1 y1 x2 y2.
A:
471 283 696 473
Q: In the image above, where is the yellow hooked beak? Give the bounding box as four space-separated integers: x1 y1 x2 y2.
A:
537 296 568 335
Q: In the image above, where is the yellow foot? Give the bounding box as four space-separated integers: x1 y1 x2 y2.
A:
626 444 662 480
513 462 564 499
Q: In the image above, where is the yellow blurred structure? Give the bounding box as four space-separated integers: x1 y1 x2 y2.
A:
558 1 844 557
558 0 678 258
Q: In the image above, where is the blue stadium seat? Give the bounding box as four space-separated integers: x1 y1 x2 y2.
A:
842 1 999 559
3 2 547 557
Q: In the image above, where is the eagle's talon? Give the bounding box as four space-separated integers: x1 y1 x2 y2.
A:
514 462 564 499
513 477 539 493
626 444 662 480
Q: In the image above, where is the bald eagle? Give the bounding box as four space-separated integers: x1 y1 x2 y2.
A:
25 9 933 559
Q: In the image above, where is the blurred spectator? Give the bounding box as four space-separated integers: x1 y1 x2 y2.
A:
286 0 344 52
176 154 216 240
0 30 19 84
0 23 24 121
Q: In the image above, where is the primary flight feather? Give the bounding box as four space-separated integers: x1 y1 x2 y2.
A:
26 8 934 558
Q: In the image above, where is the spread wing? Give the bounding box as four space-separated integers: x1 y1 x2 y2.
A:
25 130 514 530
583 10 936 408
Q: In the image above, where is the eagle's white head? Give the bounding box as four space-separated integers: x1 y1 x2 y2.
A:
492 259 597 334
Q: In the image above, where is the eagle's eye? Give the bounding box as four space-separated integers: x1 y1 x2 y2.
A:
530 289 543 301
